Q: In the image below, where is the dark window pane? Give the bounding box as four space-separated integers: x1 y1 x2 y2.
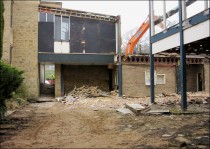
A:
55 15 61 40
47 13 54 22
39 12 46 22
61 16 69 41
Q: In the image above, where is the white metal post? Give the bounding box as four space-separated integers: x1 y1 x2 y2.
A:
150 0 154 36
182 0 187 20
204 0 208 10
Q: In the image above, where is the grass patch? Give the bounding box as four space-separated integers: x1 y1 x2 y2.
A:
45 69 55 80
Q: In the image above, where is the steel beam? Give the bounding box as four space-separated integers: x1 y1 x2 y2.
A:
149 0 155 104
154 0 197 25
179 0 187 111
38 53 114 65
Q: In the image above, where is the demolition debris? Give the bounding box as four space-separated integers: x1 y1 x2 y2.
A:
56 85 110 104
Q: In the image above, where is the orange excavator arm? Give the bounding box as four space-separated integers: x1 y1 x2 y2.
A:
125 18 149 56
124 15 163 60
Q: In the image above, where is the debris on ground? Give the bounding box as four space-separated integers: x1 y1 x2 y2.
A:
116 108 133 115
147 109 170 114
68 85 110 98
56 85 110 105
116 103 169 116
125 103 150 115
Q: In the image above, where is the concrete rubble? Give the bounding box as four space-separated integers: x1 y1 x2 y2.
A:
116 108 133 115
56 85 110 105
68 85 110 98
117 103 171 116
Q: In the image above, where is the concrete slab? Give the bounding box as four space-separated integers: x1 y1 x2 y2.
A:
125 103 149 115
147 109 170 114
116 108 133 115
125 104 145 110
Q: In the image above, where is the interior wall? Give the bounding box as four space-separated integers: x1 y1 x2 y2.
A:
63 65 109 94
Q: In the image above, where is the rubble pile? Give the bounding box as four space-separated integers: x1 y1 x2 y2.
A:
68 85 109 98
56 85 110 105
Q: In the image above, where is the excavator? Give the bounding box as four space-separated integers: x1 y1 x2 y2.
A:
123 0 196 60
124 15 164 60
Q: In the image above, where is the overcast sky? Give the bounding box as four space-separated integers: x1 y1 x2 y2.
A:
56 1 207 37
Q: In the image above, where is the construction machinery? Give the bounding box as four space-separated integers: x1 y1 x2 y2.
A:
124 15 164 60
123 0 197 61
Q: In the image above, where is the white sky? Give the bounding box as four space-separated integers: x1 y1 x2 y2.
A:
58 1 148 36
54 1 207 37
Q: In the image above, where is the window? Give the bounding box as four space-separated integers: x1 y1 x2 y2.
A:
10 0 13 27
55 15 61 40
39 12 46 22
156 74 166 84
145 71 157 85
47 13 54 22
10 46 13 64
61 16 69 41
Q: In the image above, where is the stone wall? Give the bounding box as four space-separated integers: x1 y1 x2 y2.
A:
12 0 39 98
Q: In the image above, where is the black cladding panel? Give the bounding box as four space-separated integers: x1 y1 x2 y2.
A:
70 17 85 53
84 19 100 53
38 22 54 53
99 21 115 39
70 16 116 53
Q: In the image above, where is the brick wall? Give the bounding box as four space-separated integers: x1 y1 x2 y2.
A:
63 65 109 93
122 63 176 97
11 0 39 98
2 1 12 63
55 64 61 97
204 59 210 96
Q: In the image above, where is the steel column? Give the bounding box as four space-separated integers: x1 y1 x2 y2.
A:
149 0 155 104
117 16 122 97
179 0 187 111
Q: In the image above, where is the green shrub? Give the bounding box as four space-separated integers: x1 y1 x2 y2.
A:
0 61 24 118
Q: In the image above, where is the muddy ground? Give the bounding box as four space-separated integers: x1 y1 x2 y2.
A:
0 93 209 148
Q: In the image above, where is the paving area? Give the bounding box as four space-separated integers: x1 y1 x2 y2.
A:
0 92 209 148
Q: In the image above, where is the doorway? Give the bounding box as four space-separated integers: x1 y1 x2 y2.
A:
40 64 55 96
197 73 203 91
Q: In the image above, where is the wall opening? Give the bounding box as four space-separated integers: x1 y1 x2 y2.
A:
197 72 203 91
40 64 55 96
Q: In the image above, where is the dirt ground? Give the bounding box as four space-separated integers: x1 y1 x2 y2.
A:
0 93 209 148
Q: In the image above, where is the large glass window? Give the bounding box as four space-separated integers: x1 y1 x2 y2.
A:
47 13 54 22
39 12 46 22
61 16 69 41
55 15 61 41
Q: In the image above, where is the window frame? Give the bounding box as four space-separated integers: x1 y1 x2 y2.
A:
156 74 166 85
